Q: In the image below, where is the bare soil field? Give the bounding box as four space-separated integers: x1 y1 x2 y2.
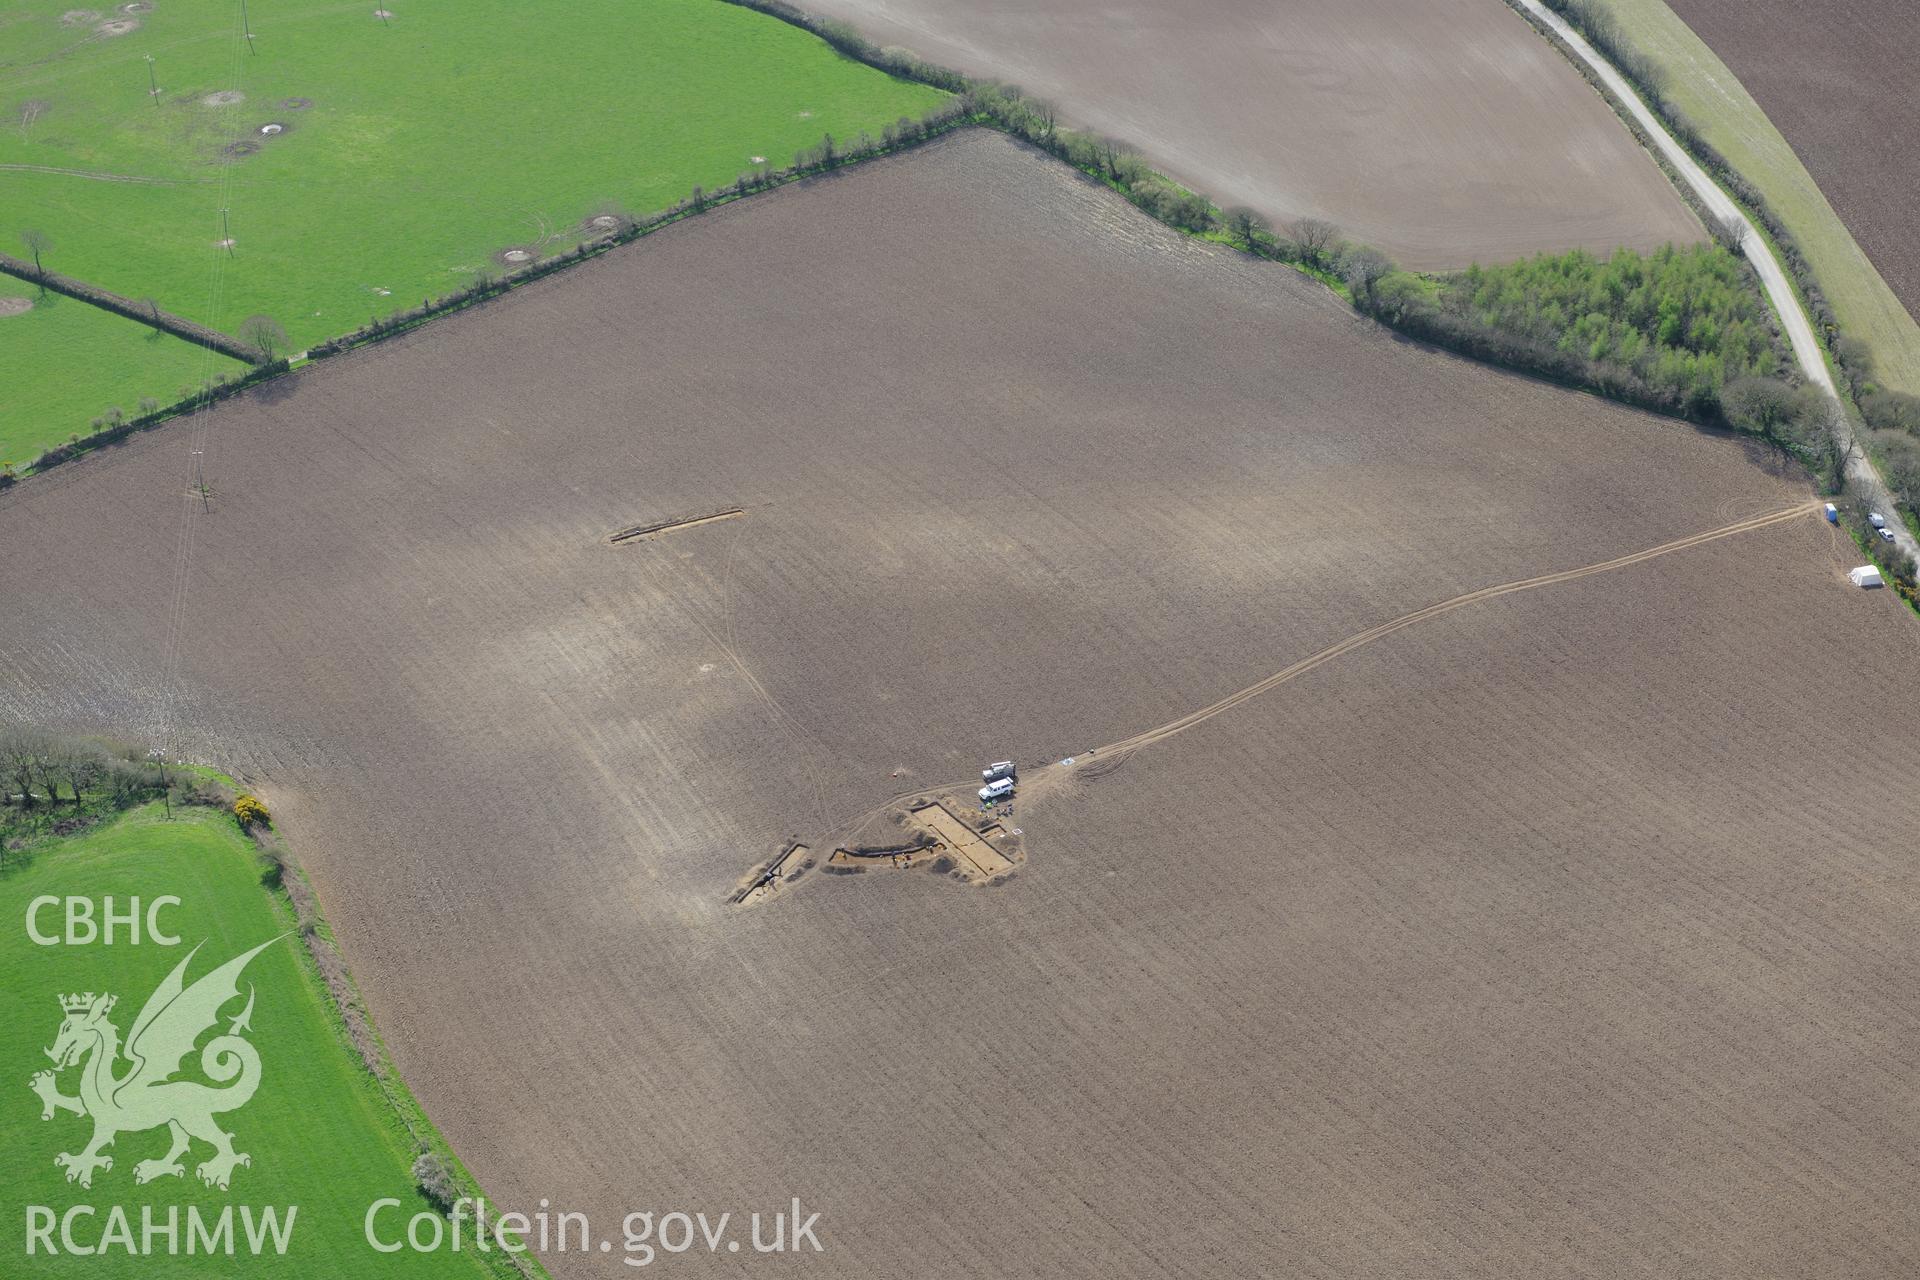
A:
795 0 1703 268
1663 0 1920 318
2 132 1917 1275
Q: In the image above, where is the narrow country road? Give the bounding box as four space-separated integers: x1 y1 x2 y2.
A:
1514 0 1919 565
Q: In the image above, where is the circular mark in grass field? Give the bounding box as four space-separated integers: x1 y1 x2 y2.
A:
259 122 286 136
60 9 101 26
202 90 245 107
223 140 258 158
118 2 152 13
215 238 236 250
280 97 312 110
95 17 138 34
0 298 33 319
495 247 534 267
750 155 765 164
372 8 393 17
585 214 620 233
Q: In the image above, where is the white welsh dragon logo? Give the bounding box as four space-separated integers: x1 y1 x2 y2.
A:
29 938 278 1191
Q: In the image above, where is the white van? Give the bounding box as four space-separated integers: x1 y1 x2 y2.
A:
979 778 1014 802
982 760 1016 783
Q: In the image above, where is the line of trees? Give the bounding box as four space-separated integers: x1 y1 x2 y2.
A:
3 238 257 362
21 357 291 476
1864 389 1920 519
0 728 213 860
1528 0 1913 529
14 91 979 484
1354 242 1862 482
1430 245 1781 411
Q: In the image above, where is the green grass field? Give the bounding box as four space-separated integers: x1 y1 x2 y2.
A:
1608 0 1920 397
0 276 243 467
0 805 508 1278
0 0 945 459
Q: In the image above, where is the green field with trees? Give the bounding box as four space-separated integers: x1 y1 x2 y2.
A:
0 277 242 472
0 732 521 1278
0 0 945 459
1365 243 1785 415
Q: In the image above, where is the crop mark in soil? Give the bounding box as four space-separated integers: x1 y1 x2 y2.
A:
95 17 138 35
203 91 245 108
281 97 313 110
222 140 258 158
609 509 743 545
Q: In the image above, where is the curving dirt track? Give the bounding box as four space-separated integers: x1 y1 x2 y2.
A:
769 500 1824 862
795 0 1704 268
2 133 1918 1276
1662 0 1920 318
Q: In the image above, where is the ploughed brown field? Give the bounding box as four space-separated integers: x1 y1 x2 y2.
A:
1663 0 1920 318
3 133 1917 1275
795 0 1703 268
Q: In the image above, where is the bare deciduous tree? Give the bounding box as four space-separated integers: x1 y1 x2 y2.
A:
1 727 50 810
21 228 50 277
1723 376 1812 445
1341 247 1395 303
1031 99 1057 141
1292 218 1341 267
237 314 288 363
1224 207 1270 253
1875 430 1920 510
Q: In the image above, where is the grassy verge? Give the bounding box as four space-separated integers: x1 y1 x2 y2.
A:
1570 0 1920 398
0 276 243 470
0 801 536 1278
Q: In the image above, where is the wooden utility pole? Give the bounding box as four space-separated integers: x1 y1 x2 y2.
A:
241 0 255 52
151 749 171 819
145 54 158 102
193 449 211 512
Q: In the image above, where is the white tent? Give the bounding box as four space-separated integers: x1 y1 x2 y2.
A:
1848 565 1884 589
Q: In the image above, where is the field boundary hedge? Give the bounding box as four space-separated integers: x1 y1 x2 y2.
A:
0 251 257 363
9 95 973 484
1501 0 1920 539
299 97 976 362
8 357 290 482
3 0 1830 498
1502 2 1871 400
247 816 545 1279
